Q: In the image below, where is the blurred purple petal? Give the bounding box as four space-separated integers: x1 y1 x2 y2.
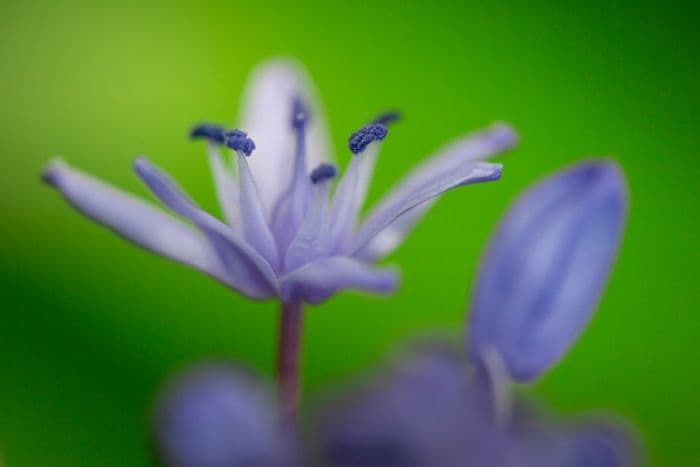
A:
133 158 278 299
353 123 517 261
41 159 227 281
280 257 398 305
154 363 293 467
508 403 641 467
314 344 505 467
240 59 332 216
468 160 628 381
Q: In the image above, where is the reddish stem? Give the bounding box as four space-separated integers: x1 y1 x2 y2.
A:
277 300 303 428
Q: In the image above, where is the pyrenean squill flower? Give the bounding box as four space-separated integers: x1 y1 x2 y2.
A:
149 161 638 467
42 59 516 423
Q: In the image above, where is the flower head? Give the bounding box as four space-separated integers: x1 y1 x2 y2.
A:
43 59 516 304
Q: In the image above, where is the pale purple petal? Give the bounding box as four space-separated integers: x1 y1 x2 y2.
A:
353 123 517 260
284 181 332 272
354 143 380 215
42 159 226 280
329 155 363 251
279 257 398 305
269 99 314 254
206 143 240 230
239 59 332 216
468 160 628 381
350 161 502 256
564 423 640 467
133 158 278 299
154 363 293 467
236 152 281 270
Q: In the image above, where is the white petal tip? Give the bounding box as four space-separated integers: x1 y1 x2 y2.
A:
41 158 68 186
488 122 519 149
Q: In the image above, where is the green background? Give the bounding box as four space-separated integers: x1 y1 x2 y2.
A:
1 0 698 465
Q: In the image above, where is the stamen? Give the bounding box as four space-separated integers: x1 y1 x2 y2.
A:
310 163 337 184
189 123 226 144
291 96 308 130
373 111 401 126
225 129 256 156
348 123 388 155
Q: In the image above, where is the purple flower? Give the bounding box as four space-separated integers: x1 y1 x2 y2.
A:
153 363 293 467
42 59 516 304
467 161 628 381
314 344 505 467
508 402 640 467
314 344 639 467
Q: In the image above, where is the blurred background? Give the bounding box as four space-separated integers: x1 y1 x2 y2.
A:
1 0 698 465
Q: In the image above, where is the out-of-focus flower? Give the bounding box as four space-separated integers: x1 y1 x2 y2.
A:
153 363 292 467
314 343 505 467
314 344 639 467
468 161 628 381
508 402 640 467
43 59 516 305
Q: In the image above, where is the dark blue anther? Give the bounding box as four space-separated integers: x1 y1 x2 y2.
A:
189 123 226 144
225 129 256 156
348 123 388 154
310 163 337 184
291 96 308 130
373 111 401 126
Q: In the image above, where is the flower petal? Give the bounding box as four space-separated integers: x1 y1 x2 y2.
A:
236 153 280 270
314 344 505 467
284 181 332 272
206 143 240 230
42 159 226 280
353 123 517 260
269 100 314 255
329 155 362 251
239 59 332 216
509 403 640 467
279 257 398 305
351 161 503 256
468 160 628 381
353 142 381 216
133 158 279 299
154 363 293 467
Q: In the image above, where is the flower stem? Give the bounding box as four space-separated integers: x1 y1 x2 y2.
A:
277 300 303 428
